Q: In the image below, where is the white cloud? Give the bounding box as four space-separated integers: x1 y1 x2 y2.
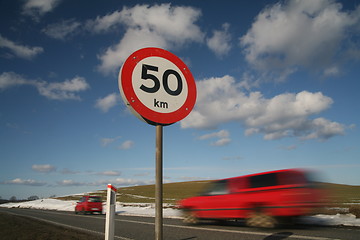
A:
32 164 56 173
100 136 121 147
108 178 153 186
36 76 90 100
198 129 231 146
101 138 114 146
198 129 230 140
85 10 123 34
118 140 134 150
0 35 43 60
181 75 349 141
118 4 203 43
206 23 232 57
301 117 346 141
323 66 340 77
2 178 46 186
56 178 152 187
22 0 61 20
97 28 168 74
280 145 298 151
95 93 119 112
98 171 121 176
0 72 89 100
42 19 81 40
240 0 360 79
0 72 28 89
97 4 204 74
57 179 83 186
211 137 231 146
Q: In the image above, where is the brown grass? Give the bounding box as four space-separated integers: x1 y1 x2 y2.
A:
0 212 102 240
349 205 360 218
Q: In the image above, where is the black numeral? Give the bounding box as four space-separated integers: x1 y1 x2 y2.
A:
140 64 183 96
163 69 182 96
140 64 160 93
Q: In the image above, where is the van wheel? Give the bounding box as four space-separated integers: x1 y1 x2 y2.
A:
182 210 199 224
246 211 277 228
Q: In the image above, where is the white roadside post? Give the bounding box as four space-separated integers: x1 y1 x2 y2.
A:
105 184 117 240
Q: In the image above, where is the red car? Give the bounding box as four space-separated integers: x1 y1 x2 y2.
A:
75 196 103 214
178 169 327 228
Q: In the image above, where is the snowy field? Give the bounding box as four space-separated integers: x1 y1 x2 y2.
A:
1 198 360 227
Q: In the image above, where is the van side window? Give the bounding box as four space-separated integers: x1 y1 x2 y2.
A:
278 171 305 185
202 180 228 195
249 173 278 188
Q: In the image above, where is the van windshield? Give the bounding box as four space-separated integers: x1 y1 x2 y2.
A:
88 197 102 202
201 180 228 196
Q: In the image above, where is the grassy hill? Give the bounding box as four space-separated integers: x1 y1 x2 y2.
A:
320 182 360 205
56 180 360 207
56 180 210 204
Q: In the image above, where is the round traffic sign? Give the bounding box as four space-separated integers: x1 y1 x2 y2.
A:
119 47 196 125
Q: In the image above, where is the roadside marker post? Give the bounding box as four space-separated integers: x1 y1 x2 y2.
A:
119 47 196 240
105 184 117 240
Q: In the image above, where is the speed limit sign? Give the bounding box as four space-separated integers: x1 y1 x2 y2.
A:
119 47 196 125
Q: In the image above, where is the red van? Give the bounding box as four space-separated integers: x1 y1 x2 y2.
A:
75 196 103 214
178 169 326 228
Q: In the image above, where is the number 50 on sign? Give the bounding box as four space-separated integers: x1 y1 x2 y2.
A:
119 48 197 125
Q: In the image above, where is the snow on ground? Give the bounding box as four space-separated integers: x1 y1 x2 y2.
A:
1 199 77 212
1 199 360 227
0 199 181 219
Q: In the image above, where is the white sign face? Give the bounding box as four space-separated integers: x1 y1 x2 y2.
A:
132 56 188 114
119 47 196 125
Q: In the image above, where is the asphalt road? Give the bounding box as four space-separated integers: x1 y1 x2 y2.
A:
1 208 359 240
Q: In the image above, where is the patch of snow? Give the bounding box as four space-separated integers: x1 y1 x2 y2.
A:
0 199 77 212
114 202 180 219
302 214 360 227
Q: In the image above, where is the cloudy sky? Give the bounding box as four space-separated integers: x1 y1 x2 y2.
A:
1 0 359 199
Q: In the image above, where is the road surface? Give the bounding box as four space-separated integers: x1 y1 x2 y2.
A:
1 208 359 240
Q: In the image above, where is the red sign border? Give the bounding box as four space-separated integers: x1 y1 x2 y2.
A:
120 47 196 125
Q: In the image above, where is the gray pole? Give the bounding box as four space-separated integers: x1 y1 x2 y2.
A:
155 125 163 240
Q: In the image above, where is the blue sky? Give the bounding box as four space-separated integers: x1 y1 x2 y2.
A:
1 0 360 200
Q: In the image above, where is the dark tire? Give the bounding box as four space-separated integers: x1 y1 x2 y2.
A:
246 211 277 228
182 210 199 224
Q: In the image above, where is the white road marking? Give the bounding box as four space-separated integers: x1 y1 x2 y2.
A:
115 218 341 240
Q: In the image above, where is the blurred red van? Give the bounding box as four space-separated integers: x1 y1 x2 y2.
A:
178 169 326 228
75 196 103 214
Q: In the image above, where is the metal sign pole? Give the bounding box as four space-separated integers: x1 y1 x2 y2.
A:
155 125 163 240
119 48 196 240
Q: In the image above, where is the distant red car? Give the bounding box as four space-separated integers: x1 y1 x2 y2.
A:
178 169 327 228
75 196 103 214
